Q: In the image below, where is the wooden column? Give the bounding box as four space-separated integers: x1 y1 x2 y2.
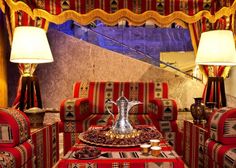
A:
0 11 8 107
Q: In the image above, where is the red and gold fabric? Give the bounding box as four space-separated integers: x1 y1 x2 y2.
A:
209 107 236 145
30 122 59 168
153 120 182 155
205 139 236 168
60 98 89 121
62 132 80 156
149 98 177 120
72 82 168 114
61 114 154 154
183 120 209 168
6 0 235 28
60 114 112 133
0 108 30 148
10 0 226 15
0 139 35 168
60 81 181 155
57 137 184 168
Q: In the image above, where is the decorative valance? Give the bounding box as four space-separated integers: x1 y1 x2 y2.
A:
3 0 236 27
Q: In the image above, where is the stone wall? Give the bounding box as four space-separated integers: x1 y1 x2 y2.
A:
35 29 204 110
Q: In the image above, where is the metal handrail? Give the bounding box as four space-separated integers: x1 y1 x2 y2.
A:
79 25 202 81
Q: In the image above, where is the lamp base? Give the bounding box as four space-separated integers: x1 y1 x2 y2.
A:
22 63 37 77
19 76 42 111
24 107 45 127
205 77 226 108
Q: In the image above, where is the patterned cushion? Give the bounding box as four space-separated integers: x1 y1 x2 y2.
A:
63 133 80 155
163 131 183 156
153 121 179 132
209 107 236 144
205 139 236 167
61 114 156 133
60 114 113 133
204 156 221 168
0 108 30 148
73 82 168 114
0 139 34 168
129 115 153 125
60 98 90 121
149 98 177 120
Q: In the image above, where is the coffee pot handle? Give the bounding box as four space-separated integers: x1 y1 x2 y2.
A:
105 99 116 126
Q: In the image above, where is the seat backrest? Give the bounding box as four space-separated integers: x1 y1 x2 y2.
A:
0 108 30 148
73 82 168 114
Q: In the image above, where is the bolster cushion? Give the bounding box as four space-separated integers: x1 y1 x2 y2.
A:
0 139 34 168
0 108 30 148
205 139 236 167
149 98 177 120
209 107 236 144
60 98 89 121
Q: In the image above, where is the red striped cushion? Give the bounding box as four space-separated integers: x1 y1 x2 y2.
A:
205 139 236 167
73 82 168 114
60 114 113 133
60 98 90 121
0 108 30 148
149 98 177 120
129 114 153 125
0 140 34 168
209 107 236 144
63 133 80 155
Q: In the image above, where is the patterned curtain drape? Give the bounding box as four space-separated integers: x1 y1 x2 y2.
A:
0 4 8 107
188 14 234 108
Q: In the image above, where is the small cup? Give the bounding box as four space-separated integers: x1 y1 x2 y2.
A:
140 144 151 155
151 146 162 157
150 139 160 146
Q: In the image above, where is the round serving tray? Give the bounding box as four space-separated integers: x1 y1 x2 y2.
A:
78 126 162 148
78 132 140 147
72 147 101 159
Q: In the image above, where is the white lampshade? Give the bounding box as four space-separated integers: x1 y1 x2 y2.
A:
195 30 236 65
10 26 53 63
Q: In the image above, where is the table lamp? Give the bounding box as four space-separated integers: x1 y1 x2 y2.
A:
195 30 236 108
10 26 53 111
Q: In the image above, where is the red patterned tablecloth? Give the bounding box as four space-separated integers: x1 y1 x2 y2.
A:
57 125 184 168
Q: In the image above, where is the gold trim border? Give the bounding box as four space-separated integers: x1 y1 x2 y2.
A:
5 0 236 26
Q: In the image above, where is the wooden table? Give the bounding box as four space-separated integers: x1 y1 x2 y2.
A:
56 126 184 168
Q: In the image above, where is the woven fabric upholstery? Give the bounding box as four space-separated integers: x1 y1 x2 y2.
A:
209 107 236 144
0 108 30 148
154 121 179 132
154 121 182 155
0 140 35 168
60 114 153 133
60 114 112 133
63 133 80 155
149 98 177 120
205 139 236 168
72 82 168 114
60 81 181 155
60 98 89 121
